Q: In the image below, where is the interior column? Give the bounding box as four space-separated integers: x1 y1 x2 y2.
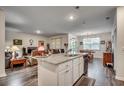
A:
115 7 124 80
0 9 6 77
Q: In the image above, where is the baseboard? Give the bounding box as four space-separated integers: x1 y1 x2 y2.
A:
115 76 124 81
0 71 7 77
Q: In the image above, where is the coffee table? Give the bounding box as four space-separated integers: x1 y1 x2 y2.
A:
10 58 27 70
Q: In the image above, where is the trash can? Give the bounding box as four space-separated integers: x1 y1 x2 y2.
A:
83 54 89 75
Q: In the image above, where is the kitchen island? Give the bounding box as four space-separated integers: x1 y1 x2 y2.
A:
35 54 84 86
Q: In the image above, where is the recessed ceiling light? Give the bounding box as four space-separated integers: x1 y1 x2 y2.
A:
36 30 41 34
69 15 74 20
65 13 78 21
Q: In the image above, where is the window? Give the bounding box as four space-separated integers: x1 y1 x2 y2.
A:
51 39 56 49
83 37 100 50
69 38 77 54
55 38 61 49
51 38 62 49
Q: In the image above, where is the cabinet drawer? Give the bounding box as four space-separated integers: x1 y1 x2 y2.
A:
58 61 72 71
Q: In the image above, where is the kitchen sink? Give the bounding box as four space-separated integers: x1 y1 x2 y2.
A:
64 54 79 57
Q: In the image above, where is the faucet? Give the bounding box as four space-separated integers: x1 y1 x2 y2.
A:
65 49 72 55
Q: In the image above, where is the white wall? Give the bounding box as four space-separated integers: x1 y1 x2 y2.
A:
48 34 68 49
111 11 117 71
115 7 124 81
77 32 111 58
0 10 6 77
5 31 48 49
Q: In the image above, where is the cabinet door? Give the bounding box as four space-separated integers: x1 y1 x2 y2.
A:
73 63 79 83
58 69 73 86
64 69 73 86
79 57 84 76
58 70 65 86
79 62 83 76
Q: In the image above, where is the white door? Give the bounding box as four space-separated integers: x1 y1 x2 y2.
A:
58 69 72 86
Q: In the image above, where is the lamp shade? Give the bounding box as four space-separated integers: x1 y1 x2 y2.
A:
11 46 19 51
38 46 45 51
5 46 11 52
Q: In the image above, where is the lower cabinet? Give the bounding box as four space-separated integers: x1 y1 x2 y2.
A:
38 56 84 86
79 57 84 76
73 60 80 83
73 58 84 83
58 68 73 86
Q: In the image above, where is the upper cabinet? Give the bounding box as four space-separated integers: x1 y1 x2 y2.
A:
51 38 62 49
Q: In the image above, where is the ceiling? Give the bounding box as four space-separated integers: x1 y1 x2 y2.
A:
0 6 116 36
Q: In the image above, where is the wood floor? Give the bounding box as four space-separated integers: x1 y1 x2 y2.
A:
0 58 124 86
88 58 124 86
0 65 38 86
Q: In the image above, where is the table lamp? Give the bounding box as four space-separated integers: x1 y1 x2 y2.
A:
11 46 19 59
38 46 45 51
5 46 11 52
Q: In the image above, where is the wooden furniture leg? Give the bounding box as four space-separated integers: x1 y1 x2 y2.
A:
24 62 26 68
10 63 13 71
27 59 32 66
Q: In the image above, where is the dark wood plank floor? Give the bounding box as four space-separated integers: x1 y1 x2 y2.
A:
88 58 124 86
0 65 38 86
0 58 124 86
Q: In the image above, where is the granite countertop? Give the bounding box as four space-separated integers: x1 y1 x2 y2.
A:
33 54 85 65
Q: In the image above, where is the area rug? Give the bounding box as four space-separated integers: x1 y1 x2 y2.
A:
74 76 96 86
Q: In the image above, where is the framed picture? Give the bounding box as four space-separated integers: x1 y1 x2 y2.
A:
100 40 105 44
13 39 22 45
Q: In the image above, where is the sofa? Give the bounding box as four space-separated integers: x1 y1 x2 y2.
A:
29 50 46 65
80 50 94 62
5 52 12 69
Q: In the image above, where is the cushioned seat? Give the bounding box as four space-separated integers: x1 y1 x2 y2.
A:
5 52 12 69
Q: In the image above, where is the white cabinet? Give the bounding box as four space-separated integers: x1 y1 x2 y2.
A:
79 57 84 77
73 64 79 83
38 55 84 86
58 68 73 86
79 63 83 76
73 58 84 83
58 61 73 86
73 59 80 83
51 38 62 49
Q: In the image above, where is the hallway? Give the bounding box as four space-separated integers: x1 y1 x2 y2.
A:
88 58 124 86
